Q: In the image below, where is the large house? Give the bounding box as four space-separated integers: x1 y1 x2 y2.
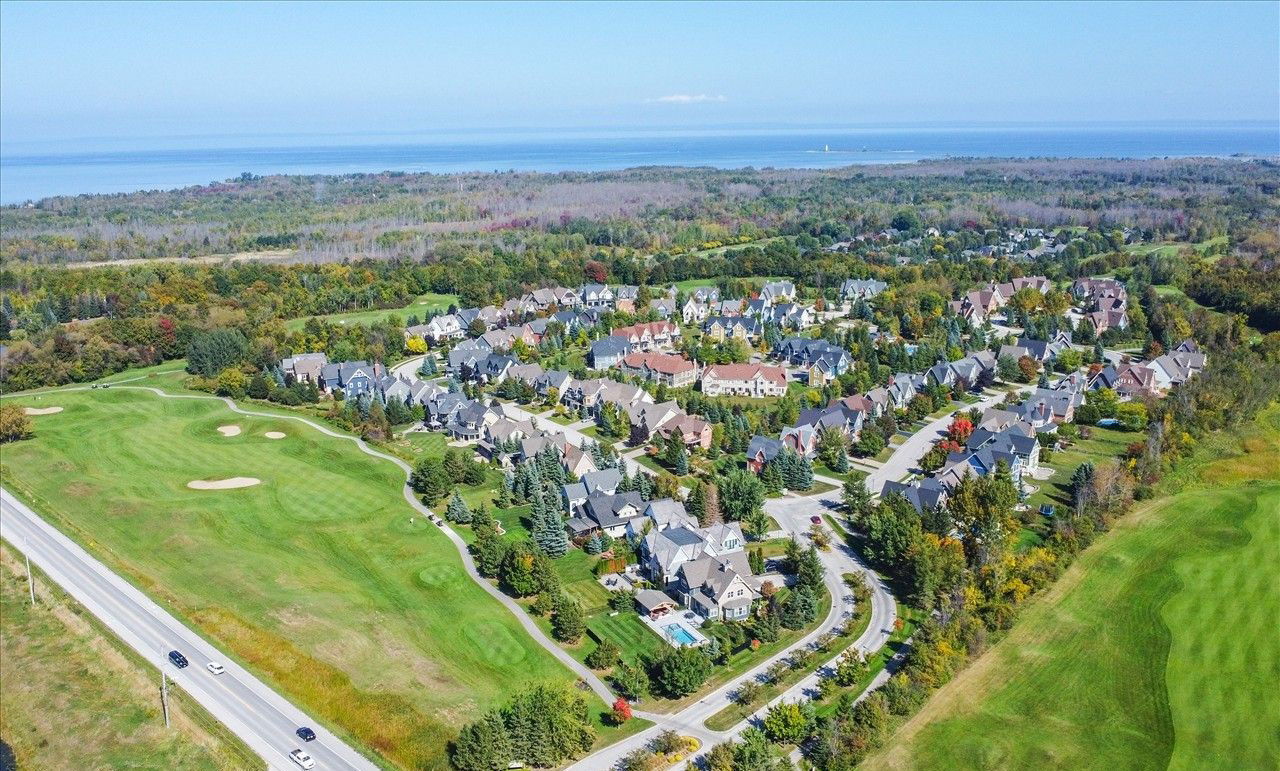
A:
880 478 949 513
746 435 784 473
700 363 788 398
611 321 679 351
840 278 888 302
590 335 632 369
759 281 796 304
999 332 1073 365
619 352 699 388
319 360 385 397
567 491 646 538
280 352 329 385
703 316 763 344
523 287 580 311
578 284 615 309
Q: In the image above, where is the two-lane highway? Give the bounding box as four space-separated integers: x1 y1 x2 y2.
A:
0 487 376 771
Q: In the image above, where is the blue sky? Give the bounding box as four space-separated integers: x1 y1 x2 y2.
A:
1 1 1276 145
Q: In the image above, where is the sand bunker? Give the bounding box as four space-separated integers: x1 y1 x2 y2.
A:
23 406 64 415
216 425 242 437
187 477 261 490
264 431 286 439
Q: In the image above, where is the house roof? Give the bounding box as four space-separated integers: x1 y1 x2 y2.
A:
702 363 787 387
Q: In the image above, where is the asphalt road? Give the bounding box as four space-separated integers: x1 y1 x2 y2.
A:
1 487 378 771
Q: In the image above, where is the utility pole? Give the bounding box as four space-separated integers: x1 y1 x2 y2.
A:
25 552 36 605
161 671 170 728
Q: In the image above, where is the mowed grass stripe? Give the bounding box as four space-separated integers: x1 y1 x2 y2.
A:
1 389 583 771
865 408 1280 771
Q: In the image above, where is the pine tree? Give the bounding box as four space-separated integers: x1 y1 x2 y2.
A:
445 491 473 524
533 491 569 558
551 594 585 643
685 482 706 524
452 709 512 771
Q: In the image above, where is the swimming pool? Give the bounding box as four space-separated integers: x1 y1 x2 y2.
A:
663 623 698 646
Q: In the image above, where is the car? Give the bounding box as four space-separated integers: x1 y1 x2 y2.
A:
289 749 315 769
810 515 822 525
296 726 316 742
206 662 225 675
167 650 189 668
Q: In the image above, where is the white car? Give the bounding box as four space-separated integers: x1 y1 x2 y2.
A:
289 749 315 769
206 662 226 675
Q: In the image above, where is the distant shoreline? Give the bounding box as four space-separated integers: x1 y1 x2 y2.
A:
3 123 1277 204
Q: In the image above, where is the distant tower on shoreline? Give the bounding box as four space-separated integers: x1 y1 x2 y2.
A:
824 144 830 153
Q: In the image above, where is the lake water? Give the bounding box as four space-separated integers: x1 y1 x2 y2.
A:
2 123 1276 203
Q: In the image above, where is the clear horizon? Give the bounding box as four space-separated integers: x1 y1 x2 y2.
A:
2 1 1277 149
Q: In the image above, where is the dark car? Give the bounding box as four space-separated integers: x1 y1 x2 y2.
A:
168 650 189 668
296 726 316 742
810 515 823 525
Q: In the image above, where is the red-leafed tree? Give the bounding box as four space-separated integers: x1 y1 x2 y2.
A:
584 260 608 283
611 697 632 724
947 418 973 442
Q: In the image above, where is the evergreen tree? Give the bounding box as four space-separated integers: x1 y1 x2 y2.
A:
780 586 818 629
445 491 473 524
247 372 271 399
551 594 585 643
760 461 783 494
685 481 707 524
533 494 569 558
842 477 874 526
452 709 513 771
796 545 825 593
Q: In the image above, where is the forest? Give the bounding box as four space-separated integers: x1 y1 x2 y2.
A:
1 157 1277 391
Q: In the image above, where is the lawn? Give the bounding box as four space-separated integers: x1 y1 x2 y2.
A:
0 543 254 771
283 292 459 331
815 462 869 484
586 612 667 664
0 388 598 771
1023 423 1135 515
865 408 1280 771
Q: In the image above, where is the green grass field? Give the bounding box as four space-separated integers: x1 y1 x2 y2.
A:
0 388 594 770
0 543 253 771
284 292 459 331
865 407 1280 771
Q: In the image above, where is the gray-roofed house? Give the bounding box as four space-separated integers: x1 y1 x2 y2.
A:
561 468 624 512
280 352 329 385
880 478 950 513
839 278 888 301
590 335 632 369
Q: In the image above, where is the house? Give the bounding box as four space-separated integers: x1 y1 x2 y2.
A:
590 336 632 369
619 352 699 388
655 413 713 450
319 360 385 397
445 399 503 441
689 286 720 304
420 313 465 342
880 478 949 513
626 400 686 444
613 285 639 314
839 278 888 301
578 284 615 309
534 369 574 400
999 333 1072 364
746 435 784 473
677 552 759 621
946 351 997 389
424 392 469 428
774 337 849 369
649 298 678 319
966 427 1041 471
926 360 958 388
770 303 815 330
716 298 745 316
611 321 679 351
1111 363 1160 398
831 393 880 418
701 363 788 398
561 468 624 513
522 287 581 311
639 520 746 585
1072 278 1128 310
280 352 328 385
759 281 796 303
1016 387 1083 427
884 373 918 409
1148 349 1206 389
937 445 1025 489
634 589 680 619
567 492 646 538
792 402 865 442
779 424 819 458
702 316 763 343
682 298 709 325
563 378 653 416
1086 308 1130 335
